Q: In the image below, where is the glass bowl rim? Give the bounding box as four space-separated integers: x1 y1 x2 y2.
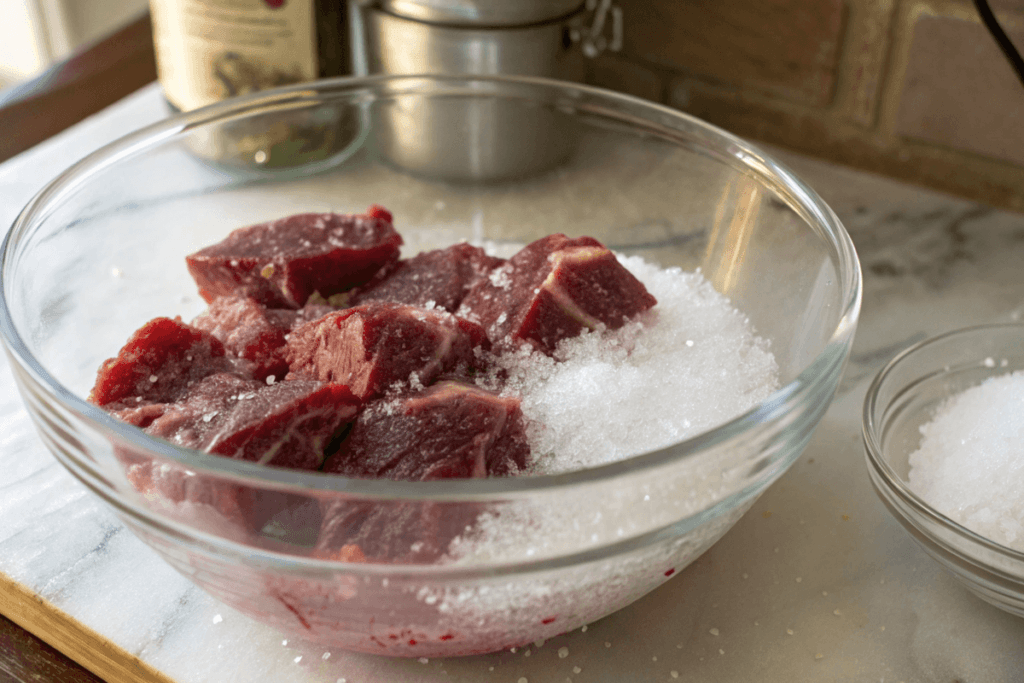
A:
862 322 1024 564
0 73 862 500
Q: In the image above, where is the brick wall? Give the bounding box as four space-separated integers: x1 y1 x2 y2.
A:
587 0 1024 212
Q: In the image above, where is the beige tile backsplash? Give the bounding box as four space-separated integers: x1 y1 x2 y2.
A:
592 0 1024 212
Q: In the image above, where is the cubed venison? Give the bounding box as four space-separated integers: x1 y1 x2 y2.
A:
204 380 359 470
104 401 169 429
315 499 472 563
264 303 338 332
147 373 360 471
457 234 657 354
351 243 505 313
285 303 489 401
191 296 291 381
144 373 263 449
89 317 231 406
322 381 529 481
186 209 403 309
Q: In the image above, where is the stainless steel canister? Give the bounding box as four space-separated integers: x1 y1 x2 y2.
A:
361 1 622 181
377 0 584 26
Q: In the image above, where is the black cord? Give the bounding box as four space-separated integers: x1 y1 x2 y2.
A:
972 0 1024 88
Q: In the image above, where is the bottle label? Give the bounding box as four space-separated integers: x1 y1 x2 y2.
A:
151 0 317 111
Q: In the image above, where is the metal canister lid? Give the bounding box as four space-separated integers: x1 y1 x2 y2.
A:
376 0 585 26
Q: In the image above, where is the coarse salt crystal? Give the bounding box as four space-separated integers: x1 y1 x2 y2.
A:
908 371 1024 552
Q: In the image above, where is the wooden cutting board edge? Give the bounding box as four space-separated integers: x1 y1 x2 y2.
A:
0 572 174 683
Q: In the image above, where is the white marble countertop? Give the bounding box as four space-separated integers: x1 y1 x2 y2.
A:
2 84 1023 682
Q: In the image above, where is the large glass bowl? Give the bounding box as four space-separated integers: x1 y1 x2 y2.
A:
863 324 1024 618
0 75 861 656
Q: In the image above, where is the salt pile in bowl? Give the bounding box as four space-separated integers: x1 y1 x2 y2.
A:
908 369 1024 552
485 254 780 475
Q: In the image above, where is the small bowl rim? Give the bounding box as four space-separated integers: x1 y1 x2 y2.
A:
0 73 862 501
862 322 1024 565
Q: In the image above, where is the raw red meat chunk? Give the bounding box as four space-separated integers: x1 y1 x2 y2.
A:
458 234 657 354
315 498 476 563
89 317 232 407
191 296 292 381
285 302 489 401
146 373 360 470
323 381 529 481
118 446 253 542
264 302 338 332
315 381 527 562
186 208 403 309
351 243 504 313
106 401 170 429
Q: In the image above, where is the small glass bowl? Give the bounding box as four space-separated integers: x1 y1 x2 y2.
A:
863 323 1024 617
1 75 861 656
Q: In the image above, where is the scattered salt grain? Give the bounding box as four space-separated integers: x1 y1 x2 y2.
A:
709 628 719 636
518 678 528 683
786 629 794 636
293 656 302 664
111 267 123 277
149 375 158 383
573 666 582 674
581 625 588 632
418 657 429 664
907 371 1024 551
558 647 569 658
212 614 222 624
266 375 276 385
322 652 331 660
671 672 679 679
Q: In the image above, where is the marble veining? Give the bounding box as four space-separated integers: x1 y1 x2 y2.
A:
0 85 1023 682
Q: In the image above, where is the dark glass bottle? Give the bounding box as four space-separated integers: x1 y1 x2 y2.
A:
151 0 350 111
150 0 355 170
